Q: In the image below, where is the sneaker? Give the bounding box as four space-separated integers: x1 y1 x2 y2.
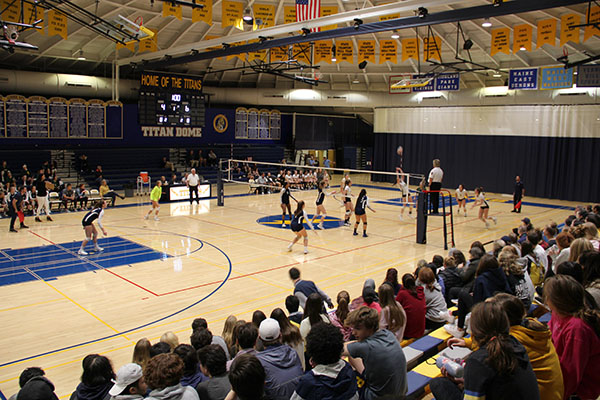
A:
282 223 286 228
46 216 53 221
464 212 467 217
443 323 465 338
511 209 517 213
20 223 29 229
154 216 159 221
78 249 88 255
492 216 497 224
398 214 404 221
485 221 490 228
35 217 42 222
287 244 293 252
318 224 324 230
303 248 309 254
439 310 455 324
9 228 18 233
353 231 358 236
344 221 350 226
144 215 149 220
363 233 368 237
94 246 104 252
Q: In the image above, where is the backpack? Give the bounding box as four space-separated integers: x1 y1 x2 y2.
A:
526 255 544 286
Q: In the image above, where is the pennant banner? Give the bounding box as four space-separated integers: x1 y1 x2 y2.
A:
314 40 332 64
321 6 338 31
23 2 41 29
162 2 182 19
139 28 158 53
358 40 376 63
423 36 441 61
222 1 244 29
576 65 600 87
537 19 557 48
226 42 245 61
513 24 532 53
253 4 275 28
116 41 135 52
247 40 267 62
294 43 311 64
192 0 212 24
48 9 67 40
401 38 418 62
491 27 510 56
412 74 435 92
560 14 580 46
540 66 573 90
336 40 353 63
508 68 538 90
379 13 400 21
435 73 460 91
270 46 288 62
379 40 397 64
283 6 296 24
584 6 600 41
1 0 20 22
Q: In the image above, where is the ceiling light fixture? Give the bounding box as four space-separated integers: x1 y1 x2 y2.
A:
493 73 502 78
353 18 363 29
331 44 337 62
301 27 310 37
519 45 527 51
76 49 85 60
417 7 428 18
242 7 253 23
358 60 367 69
482 18 492 28
391 30 399 39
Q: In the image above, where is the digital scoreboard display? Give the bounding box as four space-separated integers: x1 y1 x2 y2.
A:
138 72 205 127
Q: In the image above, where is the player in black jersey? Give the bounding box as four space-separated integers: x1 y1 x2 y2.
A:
353 189 375 237
78 200 107 255
280 182 297 228
311 181 329 229
287 200 314 254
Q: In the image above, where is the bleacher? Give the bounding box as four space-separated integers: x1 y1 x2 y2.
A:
0 150 52 177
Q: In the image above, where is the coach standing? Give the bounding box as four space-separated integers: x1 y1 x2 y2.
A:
428 159 443 215
187 168 200 204
512 175 525 213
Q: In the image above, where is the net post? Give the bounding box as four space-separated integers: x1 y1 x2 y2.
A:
416 191 428 244
217 161 224 207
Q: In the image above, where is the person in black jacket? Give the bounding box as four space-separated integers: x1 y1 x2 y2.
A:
70 354 114 400
439 257 463 307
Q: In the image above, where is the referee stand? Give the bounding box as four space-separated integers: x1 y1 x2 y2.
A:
417 190 455 250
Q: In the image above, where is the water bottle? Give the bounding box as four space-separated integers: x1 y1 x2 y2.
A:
435 356 464 378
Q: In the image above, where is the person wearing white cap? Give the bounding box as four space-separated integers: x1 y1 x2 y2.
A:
109 363 148 400
255 318 303 400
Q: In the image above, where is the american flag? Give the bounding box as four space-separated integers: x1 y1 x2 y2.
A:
296 0 320 32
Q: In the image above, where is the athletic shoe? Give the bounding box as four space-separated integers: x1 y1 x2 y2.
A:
20 223 29 229
303 248 309 254
485 221 490 228
94 246 104 252
78 249 88 255
464 212 467 217
443 324 465 338
35 217 42 222
46 216 53 221
511 209 517 213
344 221 350 226
353 231 358 236
144 215 149 220
154 216 159 221
439 310 455 324
282 224 286 228
398 215 404 221
363 233 368 238
492 216 497 224
9 228 18 233
318 224 324 230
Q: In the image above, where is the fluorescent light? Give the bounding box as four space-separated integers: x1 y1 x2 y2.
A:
352 79 360 84
482 19 492 28
391 32 399 39
331 57 337 62
493 73 501 78
519 45 526 51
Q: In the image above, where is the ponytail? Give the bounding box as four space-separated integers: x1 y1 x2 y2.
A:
484 335 518 375
336 296 350 324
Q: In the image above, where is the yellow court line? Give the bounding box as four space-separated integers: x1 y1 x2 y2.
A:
0 298 65 313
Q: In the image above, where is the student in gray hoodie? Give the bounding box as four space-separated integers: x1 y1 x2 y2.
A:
144 354 199 400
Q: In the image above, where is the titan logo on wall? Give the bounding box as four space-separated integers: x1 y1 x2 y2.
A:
141 126 202 137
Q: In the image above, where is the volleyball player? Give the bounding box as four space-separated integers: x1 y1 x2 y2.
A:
456 184 468 217
354 189 375 237
396 173 413 220
280 182 296 228
471 187 497 228
311 181 329 229
287 200 314 254
78 200 107 255
342 179 354 226
145 180 162 221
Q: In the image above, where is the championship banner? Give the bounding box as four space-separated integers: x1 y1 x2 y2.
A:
423 36 441 61
389 74 411 94
0 0 20 22
139 28 158 53
336 40 353 63
435 73 460 91
294 43 311 64
513 24 532 53
204 35 222 53
412 74 435 92
537 19 556 48
162 2 182 19
401 38 418 62
379 13 400 21
247 40 267 62
270 46 287 62
284 6 296 24
560 14 580 46
314 40 332 64
584 6 600 42
576 65 600 87
320 6 338 31
48 9 67 40
540 66 573 90
23 2 40 30
358 40 376 63
508 68 538 90
379 40 397 64
192 0 212 25
222 1 244 29
226 42 245 61
253 4 275 28
491 27 510 56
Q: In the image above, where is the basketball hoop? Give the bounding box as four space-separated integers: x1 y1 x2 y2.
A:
390 76 434 89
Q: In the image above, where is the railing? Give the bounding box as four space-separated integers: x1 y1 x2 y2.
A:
422 189 455 250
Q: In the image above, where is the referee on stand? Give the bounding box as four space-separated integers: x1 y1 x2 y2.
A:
428 159 443 214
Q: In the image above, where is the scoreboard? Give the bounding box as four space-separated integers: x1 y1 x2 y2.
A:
138 71 205 127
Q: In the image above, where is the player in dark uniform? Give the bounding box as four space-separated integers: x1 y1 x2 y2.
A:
287 200 314 254
280 182 296 228
78 200 107 255
353 189 375 237
8 186 28 232
512 175 525 213
311 181 329 229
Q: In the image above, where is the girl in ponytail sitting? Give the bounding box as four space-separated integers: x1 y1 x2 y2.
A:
429 301 540 400
544 274 600 400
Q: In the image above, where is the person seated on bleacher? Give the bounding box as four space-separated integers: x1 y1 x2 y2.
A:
196 345 231 400
198 150 207 167
60 183 75 211
499 247 534 310
144 353 200 400
8 366 46 400
395 274 426 339
99 179 124 207
76 184 88 210
226 354 266 400
378 284 407 343
70 354 115 400
187 150 198 168
418 267 453 331
343 307 407 400
207 150 218 167
0 189 9 217
3 170 15 186
94 165 104 185
162 157 175 172
438 257 463 307
430 301 540 400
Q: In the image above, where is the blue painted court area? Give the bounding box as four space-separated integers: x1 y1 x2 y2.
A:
0 236 168 287
257 214 343 230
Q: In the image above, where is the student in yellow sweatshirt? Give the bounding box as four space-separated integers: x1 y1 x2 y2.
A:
145 180 162 221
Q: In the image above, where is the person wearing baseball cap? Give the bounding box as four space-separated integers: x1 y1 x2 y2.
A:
256 318 303 400
109 363 147 400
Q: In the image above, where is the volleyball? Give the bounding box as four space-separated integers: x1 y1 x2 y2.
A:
397 146 403 156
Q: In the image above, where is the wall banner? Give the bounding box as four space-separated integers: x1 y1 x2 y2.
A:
508 68 538 90
540 66 573 90
576 65 600 87
435 73 460 91
412 74 435 92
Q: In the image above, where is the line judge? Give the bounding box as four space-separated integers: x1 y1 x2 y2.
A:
428 159 443 215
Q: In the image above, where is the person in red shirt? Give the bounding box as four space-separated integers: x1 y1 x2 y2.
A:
544 274 600 400
395 274 426 339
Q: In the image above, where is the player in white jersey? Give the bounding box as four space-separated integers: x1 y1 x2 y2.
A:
471 187 497 228
455 184 469 217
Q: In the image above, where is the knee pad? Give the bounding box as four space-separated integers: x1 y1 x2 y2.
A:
156 206 160 211
86 236 92 241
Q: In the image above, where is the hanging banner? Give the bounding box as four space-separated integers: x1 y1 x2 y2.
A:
222 1 244 29
358 40 376 63
380 13 400 21
314 40 332 64
540 66 574 90
23 2 41 29
491 28 510 56
336 40 353 64
423 36 441 61
379 40 397 64
435 73 460 91
513 24 532 53
508 68 538 90
412 74 435 92
139 28 158 53
576 65 600 87
253 4 275 28
162 2 182 19
270 46 288 62
204 35 222 52
47 10 67 40
401 38 418 62
226 42 245 61
560 14 580 46
294 43 311 64
584 6 600 41
284 6 296 24
389 74 412 94
192 0 212 24
247 40 267 62
537 19 557 48
0 0 20 22
320 6 338 31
